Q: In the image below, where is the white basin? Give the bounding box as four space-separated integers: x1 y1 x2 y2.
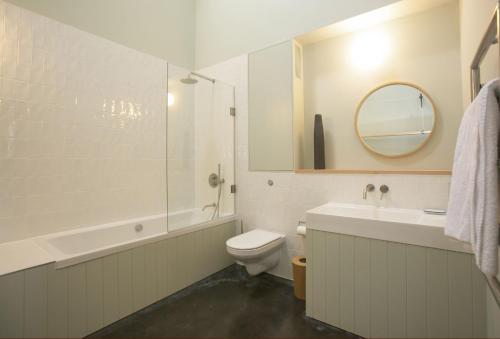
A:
306 203 471 253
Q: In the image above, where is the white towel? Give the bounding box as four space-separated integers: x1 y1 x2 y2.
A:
445 78 499 276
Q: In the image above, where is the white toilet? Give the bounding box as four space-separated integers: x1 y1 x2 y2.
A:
226 229 285 275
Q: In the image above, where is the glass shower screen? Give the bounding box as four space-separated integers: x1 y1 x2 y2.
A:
167 64 235 232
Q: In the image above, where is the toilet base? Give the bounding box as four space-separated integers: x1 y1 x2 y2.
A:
239 247 281 276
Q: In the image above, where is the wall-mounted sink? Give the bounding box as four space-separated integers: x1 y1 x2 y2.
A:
306 203 471 253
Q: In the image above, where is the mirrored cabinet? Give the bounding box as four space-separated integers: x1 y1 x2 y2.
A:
248 40 304 171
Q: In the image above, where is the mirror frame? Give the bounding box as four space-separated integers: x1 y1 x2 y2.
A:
354 81 438 158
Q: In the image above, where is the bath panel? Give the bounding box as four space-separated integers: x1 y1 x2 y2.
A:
0 221 235 339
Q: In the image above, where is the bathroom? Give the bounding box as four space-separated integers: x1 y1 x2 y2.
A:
0 0 499 337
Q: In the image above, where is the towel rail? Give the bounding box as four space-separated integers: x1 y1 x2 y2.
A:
470 1 500 309
470 3 499 100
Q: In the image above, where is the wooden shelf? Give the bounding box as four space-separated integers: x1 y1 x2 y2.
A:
295 168 452 175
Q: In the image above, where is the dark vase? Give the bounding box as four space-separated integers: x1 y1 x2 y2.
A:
314 114 325 169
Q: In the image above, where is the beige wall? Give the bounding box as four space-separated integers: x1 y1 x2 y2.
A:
302 2 462 170
459 0 499 107
458 1 500 336
194 0 402 69
5 0 195 69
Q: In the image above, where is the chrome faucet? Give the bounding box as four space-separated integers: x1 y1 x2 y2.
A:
379 185 389 200
202 203 216 211
363 184 375 199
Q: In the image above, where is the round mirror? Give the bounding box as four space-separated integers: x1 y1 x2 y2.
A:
355 82 436 157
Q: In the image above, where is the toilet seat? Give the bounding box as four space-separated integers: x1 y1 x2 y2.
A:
226 229 285 259
226 229 283 250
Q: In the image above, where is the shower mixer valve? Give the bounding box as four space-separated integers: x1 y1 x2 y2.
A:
207 164 224 220
209 173 222 187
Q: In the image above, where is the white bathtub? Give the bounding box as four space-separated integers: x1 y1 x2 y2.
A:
168 208 230 231
32 209 235 269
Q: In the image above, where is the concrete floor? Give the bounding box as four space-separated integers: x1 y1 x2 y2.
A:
88 264 359 338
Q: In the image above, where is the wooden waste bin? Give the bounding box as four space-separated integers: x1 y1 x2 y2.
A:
292 256 306 300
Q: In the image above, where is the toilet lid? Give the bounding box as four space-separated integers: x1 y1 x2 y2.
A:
226 229 283 250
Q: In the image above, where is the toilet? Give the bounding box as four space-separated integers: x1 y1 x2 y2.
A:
226 229 285 275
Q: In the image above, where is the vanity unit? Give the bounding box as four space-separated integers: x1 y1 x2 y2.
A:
306 203 486 338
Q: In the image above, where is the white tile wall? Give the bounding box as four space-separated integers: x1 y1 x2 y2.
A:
0 1 168 242
200 54 452 280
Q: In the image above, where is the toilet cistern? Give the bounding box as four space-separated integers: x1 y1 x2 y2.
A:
363 184 375 199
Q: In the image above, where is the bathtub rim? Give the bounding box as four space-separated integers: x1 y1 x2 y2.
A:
1 214 237 276
40 214 237 269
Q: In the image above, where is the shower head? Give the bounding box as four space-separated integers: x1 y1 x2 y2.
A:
180 74 198 84
180 72 215 85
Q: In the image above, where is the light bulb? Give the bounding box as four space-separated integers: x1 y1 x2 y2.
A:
168 93 175 107
350 30 390 71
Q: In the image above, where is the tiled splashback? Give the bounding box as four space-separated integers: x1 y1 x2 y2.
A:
0 1 168 242
199 54 452 280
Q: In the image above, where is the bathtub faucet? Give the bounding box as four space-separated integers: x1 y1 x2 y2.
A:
202 203 216 211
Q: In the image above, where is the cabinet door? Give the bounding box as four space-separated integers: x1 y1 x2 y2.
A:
249 41 294 171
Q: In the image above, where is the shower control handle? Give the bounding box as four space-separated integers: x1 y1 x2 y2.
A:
208 173 220 188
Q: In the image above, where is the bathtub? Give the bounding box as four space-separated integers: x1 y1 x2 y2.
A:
0 212 237 338
168 208 232 231
33 209 235 269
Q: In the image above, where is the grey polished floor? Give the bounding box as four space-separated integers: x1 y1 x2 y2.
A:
87 264 359 338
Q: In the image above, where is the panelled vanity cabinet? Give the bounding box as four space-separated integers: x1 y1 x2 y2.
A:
305 203 486 338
